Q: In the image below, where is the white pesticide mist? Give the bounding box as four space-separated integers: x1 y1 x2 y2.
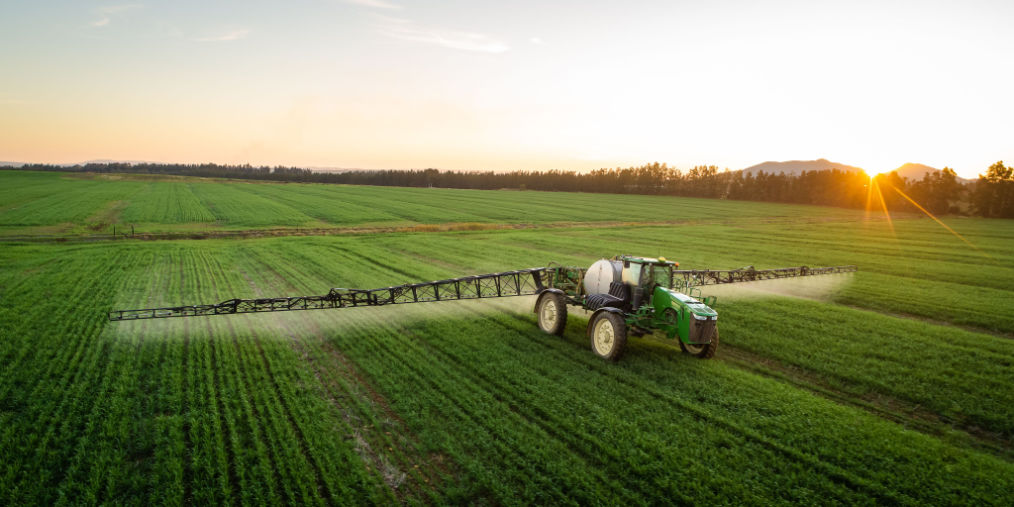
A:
260 294 544 343
105 294 546 344
700 273 855 303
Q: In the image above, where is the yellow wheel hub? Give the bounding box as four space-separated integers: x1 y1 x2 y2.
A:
593 318 615 356
540 299 557 329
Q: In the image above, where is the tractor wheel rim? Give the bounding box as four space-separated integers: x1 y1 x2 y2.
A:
540 299 557 329
594 319 614 356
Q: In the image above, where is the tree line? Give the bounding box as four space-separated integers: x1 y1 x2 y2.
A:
8 160 1014 218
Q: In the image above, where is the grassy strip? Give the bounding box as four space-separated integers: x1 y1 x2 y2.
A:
718 297 1014 438
1 169 871 234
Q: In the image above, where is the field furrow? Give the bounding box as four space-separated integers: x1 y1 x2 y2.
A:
3 175 1014 504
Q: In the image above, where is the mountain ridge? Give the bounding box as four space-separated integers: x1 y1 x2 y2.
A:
741 159 863 176
740 159 971 182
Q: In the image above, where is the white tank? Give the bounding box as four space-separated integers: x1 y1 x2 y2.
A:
583 259 622 295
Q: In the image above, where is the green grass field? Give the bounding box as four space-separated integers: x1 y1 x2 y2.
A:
1 170 868 235
2 171 1014 504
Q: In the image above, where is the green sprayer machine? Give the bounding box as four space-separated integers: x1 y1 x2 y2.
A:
108 256 856 361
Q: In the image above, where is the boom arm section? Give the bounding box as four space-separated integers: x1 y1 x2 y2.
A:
107 263 858 322
671 265 857 288
108 268 549 321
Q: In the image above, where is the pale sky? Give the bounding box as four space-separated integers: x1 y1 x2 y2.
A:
1 0 1011 178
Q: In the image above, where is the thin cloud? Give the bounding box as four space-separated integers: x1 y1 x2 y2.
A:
530 37 545 45
345 0 401 9
378 17 509 54
91 4 143 28
194 29 251 42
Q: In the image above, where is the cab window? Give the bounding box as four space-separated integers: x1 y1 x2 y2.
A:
651 265 670 287
627 263 642 286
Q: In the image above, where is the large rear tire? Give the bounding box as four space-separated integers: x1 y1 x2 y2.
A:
589 311 627 361
680 327 719 359
535 291 567 336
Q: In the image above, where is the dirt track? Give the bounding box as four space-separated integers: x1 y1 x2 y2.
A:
0 215 894 243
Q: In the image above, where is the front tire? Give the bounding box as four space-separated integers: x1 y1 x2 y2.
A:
535 291 567 336
588 311 627 361
679 327 719 359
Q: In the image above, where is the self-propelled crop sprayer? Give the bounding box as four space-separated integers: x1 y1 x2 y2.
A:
108 256 856 361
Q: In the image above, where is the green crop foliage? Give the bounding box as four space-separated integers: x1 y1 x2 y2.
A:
120 182 217 224
0 172 144 227
2 172 1014 504
1 170 868 235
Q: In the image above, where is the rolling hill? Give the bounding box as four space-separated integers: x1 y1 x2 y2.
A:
892 162 972 182
741 159 864 176
740 159 971 182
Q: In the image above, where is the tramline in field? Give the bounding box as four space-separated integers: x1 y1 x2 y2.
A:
108 256 856 360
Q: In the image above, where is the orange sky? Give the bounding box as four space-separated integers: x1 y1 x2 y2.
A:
2 1 1012 178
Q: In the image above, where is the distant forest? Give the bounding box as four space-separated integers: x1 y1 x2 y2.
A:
10 161 1014 218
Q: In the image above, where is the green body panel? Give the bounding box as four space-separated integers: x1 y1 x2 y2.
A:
651 286 718 343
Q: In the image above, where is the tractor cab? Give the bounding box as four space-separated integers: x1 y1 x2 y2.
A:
618 255 676 292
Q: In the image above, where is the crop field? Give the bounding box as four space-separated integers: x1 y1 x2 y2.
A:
1 170 866 236
2 172 1014 504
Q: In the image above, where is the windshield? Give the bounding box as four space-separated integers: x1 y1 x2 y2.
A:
651 265 670 288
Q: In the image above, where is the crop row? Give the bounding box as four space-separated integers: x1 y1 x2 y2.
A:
233 234 1014 441
253 268 1014 503
4 220 1014 503
0 176 145 227
225 237 1014 502
429 223 1014 334
120 183 217 224
718 297 1014 439
0 244 388 504
85 226 1014 446
1 170 873 233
